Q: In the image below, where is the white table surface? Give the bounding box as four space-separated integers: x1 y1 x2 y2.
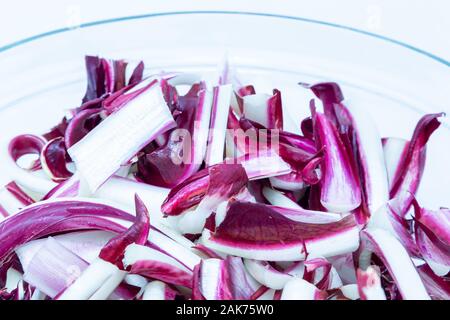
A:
1 0 449 60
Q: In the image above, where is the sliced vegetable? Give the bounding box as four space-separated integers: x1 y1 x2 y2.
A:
8 134 46 171
417 264 450 300
262 187 342 223
89 269 127 300
57 257 119 300
244 259 293 290
65 108 103 149
0 181 34 217
142 281 178 300
22 237 88 298
269 170 304 192
99 195 150 267
1 58 447 300
58 196 151 299
82 55 144 102
68 81 176 191
235 150 291 180
303 256 342 290
201 201 359 261
161 163 247 217
389 113 444 216
40 137 73 181
280 278 325 300
0 198 137 280
123 243 192 288
311 103 361 213
342 100 389 216
368 202 419 256
176 164 247 234
358 228 430 300
138 83 212 187
205 84 232 166
198 257 259 300
42 174 80 199
242 90 283 130
94 176 170 224
382 137 409 189
356 266 387 300
413 201 450 276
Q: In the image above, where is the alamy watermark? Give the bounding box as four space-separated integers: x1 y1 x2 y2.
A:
165 123 281 166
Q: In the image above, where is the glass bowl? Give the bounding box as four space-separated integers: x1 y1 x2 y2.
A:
0 11 449 207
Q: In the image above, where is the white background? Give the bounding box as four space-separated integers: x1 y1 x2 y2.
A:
1 0 449 60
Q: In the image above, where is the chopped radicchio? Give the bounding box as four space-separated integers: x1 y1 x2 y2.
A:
0 56 446 300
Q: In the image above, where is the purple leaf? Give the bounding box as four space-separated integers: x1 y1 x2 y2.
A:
389 113 444 216
99 195 150 267
312 104 361 213
40 137 73 181
202 201 359 261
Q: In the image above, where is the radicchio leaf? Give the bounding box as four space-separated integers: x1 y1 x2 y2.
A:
40 137 73 181
205 84 232 166
4 181 34 207
8 134 46 171
137 82 211 187
161 163 248 216
412 200 450 276
99 195 150 267
64 108 103 149
417 264 450 300
242 90 283 130
197 257 259 300
142 280 179 300
123 244 193 288
82 55 144 103
311 103 361 213
280 278 326 300
202 201 359 261
0 199 133 274
358 228 430 300
22 237 88 298
68 80 176 191
356 266 387 300
389 113 444 216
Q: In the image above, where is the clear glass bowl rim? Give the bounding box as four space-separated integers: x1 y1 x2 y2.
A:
0 10 449 67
